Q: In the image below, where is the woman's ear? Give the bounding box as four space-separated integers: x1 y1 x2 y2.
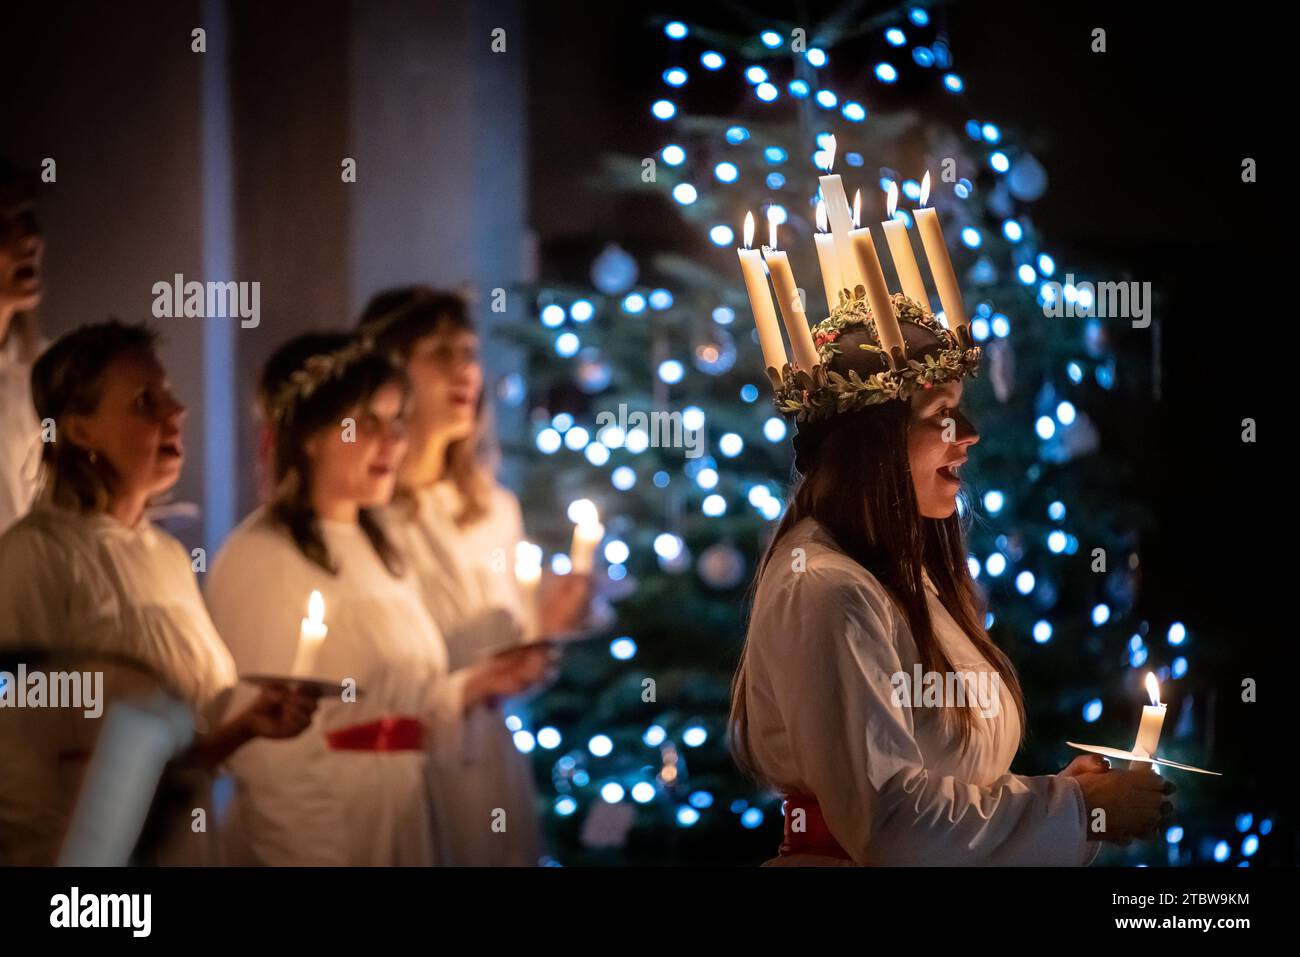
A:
61 413 96 452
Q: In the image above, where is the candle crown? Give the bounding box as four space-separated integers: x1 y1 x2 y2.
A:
769 289 982 423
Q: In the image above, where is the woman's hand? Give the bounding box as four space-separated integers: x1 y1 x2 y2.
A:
464 646 555 710
537 572 592 636
1060 753 1109 778
184 683 318 769
1074 765 1176 845
241 683 319 740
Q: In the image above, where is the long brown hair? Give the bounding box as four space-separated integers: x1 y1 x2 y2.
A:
357 286 495 527
729 323 1026 780
265 333 408 577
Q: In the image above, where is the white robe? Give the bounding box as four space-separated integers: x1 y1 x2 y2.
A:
384 481 542 866
0 503 239 864
205 508 467 866
0 334 40 536
740 516 1100 866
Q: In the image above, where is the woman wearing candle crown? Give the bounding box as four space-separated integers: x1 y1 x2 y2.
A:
0 320 318 864
729 293 1174 865
357 287 588 866
205 331 545 865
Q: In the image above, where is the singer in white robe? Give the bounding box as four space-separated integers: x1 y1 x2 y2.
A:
386 479 543 866
739 516 1100 866
206 509 468 866
0 503 239 863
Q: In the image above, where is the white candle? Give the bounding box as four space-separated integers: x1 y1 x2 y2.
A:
849 226 908 369
737 211 789 373
570 522 604 576
1133 672 1167 758
816 135 863 290
762 213 820 372
514 541 543 638
914 171 970 340
813 200 842 315
882 181 931 307
290 590 328 678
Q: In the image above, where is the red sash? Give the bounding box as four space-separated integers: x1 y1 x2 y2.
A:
780 792 853 861
326 716 425 752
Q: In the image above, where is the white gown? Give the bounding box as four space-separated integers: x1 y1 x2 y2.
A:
0 503 239 864
0 334 40 536
740 515 1100 866
205 508 467 866
384 481 542 866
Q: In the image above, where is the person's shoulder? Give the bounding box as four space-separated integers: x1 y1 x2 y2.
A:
0 504 77 560
210 508 299 575
0 508 107 604
452 478 524 540
487 481 523 522
761 517 898 627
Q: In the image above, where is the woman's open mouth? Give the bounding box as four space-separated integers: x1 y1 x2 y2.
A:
12 263 40 287
936 463 962 484
158 440 183 459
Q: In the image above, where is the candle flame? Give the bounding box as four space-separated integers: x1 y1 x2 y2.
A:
920 171 931 207
816 198 827 233
307 589 325 625
887 180 899 219
822 134 836 173
743 210 755 248
1145 672 1162 707
767 206 778 249
568 498 600 527
516 540 542 565
852 189 861 229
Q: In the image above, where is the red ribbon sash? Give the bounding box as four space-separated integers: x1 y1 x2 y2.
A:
780 792 853 861
325 716 425 752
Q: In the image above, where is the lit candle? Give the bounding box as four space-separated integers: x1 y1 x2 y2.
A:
881 181 931 307
289 590 328 678
514 541 543 638
570 522 604 576
914 171 970 341
845 188 877 291
736 211 789 374
812 200 842 315
816 135 863 293
567 499 604 576
761 211 820 372
849 223 908 370
1133 672 1167 759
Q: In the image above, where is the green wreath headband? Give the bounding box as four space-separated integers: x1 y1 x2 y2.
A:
770 288 982 423
268 336 375 425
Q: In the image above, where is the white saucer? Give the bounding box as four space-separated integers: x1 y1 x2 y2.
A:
1066 741 1221 776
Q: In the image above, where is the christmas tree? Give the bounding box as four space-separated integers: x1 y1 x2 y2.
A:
501 4 1269 866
